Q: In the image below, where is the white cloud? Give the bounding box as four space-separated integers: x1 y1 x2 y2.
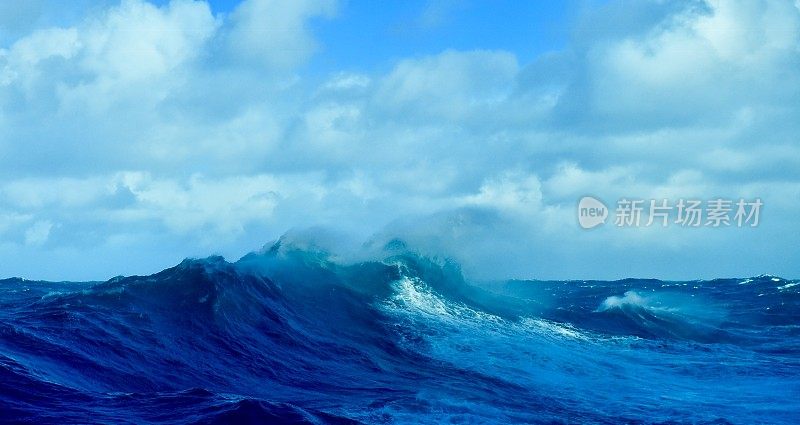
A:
586 0 800 125
0 0 799 281
225 0 337 69
376 49 518 120
6 27 80 66
463 171 543 214
542 163 641 202
80 0 217 81
54 0 218 115
116 172 281 236
321 73 371 92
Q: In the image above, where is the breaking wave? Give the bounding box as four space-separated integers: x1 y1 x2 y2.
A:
0 238 799 423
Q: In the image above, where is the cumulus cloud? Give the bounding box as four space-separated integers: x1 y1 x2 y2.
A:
225 0 337 68
376 49 518 120
0 0 798 281
585 0 800 127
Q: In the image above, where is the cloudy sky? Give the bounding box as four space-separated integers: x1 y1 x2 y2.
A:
1 0 799 281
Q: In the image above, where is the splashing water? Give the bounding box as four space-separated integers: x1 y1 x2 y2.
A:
0 241 798 424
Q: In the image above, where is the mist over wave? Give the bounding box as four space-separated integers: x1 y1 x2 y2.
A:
1 234 799 424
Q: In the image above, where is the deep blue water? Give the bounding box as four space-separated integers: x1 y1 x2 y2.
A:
1 240 798 424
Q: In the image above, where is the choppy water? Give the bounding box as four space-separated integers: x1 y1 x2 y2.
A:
1 240 798 424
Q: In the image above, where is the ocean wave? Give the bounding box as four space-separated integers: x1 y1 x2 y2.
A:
594 290 730 342
1 238 799 423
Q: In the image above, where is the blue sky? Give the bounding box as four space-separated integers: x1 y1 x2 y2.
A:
309 1 570 71
1 0 799 281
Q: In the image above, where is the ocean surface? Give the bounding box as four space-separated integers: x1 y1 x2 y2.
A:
0 240 798 424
